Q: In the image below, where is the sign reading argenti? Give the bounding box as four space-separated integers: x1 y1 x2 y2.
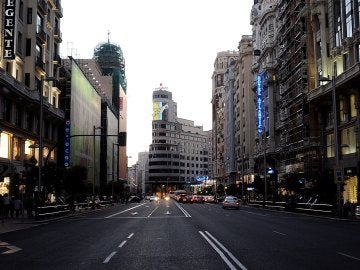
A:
3 0 16 60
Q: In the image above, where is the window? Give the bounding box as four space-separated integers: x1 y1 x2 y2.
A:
36 43 42 62
36 13 43 33
339 99 346 122
27 8 32 24
341 127 356 154
25 73 30 87
0 132 10 159
326 134 334 158
26 39 31 56
13 137 21 161
350 94 357 118
15 105 22 126
19 1 24 21
24 140 34 157
343 53 349 71
2 98 12 122
17 32 23 55
25 111 33 131
345 0 353 37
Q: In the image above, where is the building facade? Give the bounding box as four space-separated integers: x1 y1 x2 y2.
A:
147 84 210 195
306 0 360 205
0 0 64 197
211 51 238 188
234 35 255 197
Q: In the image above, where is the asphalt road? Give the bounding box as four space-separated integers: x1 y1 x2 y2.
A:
0 199 359 270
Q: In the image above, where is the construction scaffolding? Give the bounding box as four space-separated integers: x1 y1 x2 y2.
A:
277 0 308 178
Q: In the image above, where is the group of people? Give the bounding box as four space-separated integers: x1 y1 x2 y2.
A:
0 193 34 219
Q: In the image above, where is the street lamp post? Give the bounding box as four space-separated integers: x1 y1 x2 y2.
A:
38 76 57 193
319 75 342 217
93 125 102 197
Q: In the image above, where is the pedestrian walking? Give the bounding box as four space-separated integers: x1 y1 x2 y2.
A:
10 196 15 218
0 194 3 220
3 193 10 218
24 196 34 218
14 197 23 218
343 200 351 218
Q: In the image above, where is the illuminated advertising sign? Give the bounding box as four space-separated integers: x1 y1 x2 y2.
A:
64 120 71 167
153 102 168 120
3 0 16 59
195 175 209 182
256 72 265 134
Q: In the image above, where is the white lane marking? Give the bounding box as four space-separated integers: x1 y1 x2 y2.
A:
165 210 171 215
103 251 117 263
130 212 138 215
243 210 268 217
0 241 22 255
199 231 237 270
273 231 286 236
175 203 191 217
127 233 134 239
105 203 146 218
337 252 360 261
147 205 159 217
205 231 248 270
118 240 127 248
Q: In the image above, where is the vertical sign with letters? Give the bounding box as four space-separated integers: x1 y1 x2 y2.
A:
64 120 71 167
3 0 16 59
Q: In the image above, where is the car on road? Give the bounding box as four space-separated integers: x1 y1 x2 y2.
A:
222 196 240 210
203 195 215 203
178 193 193 203
192 195 204 203
149 195 159 202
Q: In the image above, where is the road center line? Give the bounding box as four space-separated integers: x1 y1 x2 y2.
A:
175 203 191 217
273 230 286 236
105 203 146 218
243 210 268 217
118 240 127 248
103 251 117 263
204 231 248 270
127 233 134 239
337 252 360 261
199 231 237 270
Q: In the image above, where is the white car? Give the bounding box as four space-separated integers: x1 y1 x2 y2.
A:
149 196 159 202
222 196 240 210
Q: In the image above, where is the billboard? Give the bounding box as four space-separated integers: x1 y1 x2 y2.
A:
153 102 168 121
70 60 102 171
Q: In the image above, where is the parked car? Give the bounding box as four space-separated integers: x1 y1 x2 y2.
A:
128 196 141 203
222 196 240 210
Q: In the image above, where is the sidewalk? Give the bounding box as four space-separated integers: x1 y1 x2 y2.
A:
0 213 38 234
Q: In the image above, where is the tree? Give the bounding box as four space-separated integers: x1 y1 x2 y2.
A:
63 166 87 198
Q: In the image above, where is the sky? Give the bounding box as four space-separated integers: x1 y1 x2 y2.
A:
60 0 253 166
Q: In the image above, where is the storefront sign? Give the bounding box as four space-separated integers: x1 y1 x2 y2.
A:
3 0 16 60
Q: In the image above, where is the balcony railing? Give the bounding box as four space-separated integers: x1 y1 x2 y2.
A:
36 30 47 44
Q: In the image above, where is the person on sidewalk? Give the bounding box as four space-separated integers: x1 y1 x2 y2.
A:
14 197 23 218
3 193 10 218
24 196 34 218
